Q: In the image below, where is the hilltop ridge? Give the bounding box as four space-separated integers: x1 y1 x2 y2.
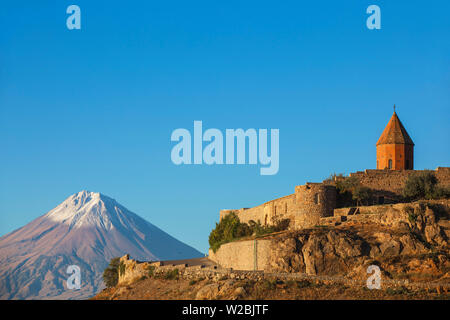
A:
94 199 450 300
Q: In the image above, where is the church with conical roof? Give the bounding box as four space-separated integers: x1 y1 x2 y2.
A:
376 107 414 170
216 106 450 233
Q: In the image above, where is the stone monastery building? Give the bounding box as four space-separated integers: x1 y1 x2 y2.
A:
219 109 450 229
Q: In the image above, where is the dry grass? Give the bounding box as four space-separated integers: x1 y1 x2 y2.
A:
91 276 449 301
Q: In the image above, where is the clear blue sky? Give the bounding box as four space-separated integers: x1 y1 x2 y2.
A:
1 1 449 253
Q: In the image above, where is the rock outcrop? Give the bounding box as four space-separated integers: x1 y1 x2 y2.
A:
266 201 449 281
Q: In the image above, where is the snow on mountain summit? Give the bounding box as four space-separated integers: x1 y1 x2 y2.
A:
45 190 122 230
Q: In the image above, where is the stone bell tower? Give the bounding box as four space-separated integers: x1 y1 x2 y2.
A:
376 106 414 170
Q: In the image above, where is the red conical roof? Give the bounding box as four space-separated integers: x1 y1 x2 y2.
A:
376 112 414 146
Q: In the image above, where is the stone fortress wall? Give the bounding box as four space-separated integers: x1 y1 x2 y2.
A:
220 183 336 229
294 183 336 228
220 194 297 226
347 167 450 195
209 199 450 275
219 167 450 230
208 239 272 271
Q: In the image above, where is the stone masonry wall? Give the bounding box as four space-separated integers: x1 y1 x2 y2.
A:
219 167 450 232
220 194 297 226
294 183 336 228
117 254 268 286
220 183 338 230
348 167 450 196
212 200 450 273
208 239 272 271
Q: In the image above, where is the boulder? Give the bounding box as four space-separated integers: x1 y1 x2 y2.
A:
379 239 401 256
196 283 220 300
399 234 426 254
233 287 246 298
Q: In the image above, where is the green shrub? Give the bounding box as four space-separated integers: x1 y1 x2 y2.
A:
208 213 290 252
275 218 291 231
262 279 277 290
253 221 275 236
386 286 409 295
119 261 126 276
163 268 179 280
403 171 449 200
324 173 345 183
139 276 147 281
146 265 156 277
336 176 359 194
102 257 120 288
334 175 375 207
209 212 242 253
431 186 450 199
352 186 372 206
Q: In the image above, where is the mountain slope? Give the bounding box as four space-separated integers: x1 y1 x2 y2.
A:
0 191 203 299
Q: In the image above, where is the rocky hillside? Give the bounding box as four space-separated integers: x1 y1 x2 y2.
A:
93 274 448 300
267 200 449 283
93 200 449 300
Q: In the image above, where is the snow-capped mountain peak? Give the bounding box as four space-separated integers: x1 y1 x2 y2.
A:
45 191 119 230
0 190 203 299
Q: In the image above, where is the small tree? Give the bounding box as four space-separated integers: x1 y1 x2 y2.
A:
209 212 243 252
323 172 345 183
103 257 120 288
335 176 359 194
432 185 450 199
403 171 439 200
208 212 290 252
353 186 372 206
335 175 374 207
